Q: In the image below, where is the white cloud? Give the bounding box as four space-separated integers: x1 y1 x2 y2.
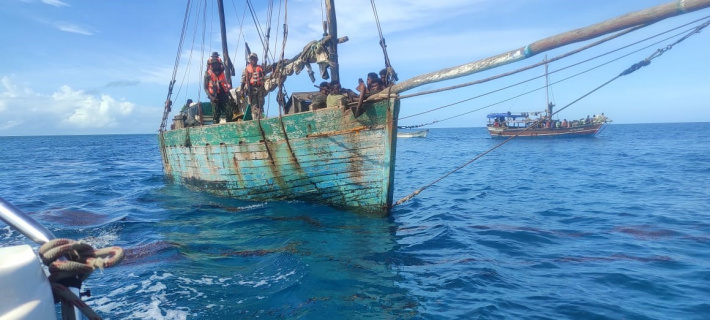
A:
41 0 68 7
56 23 94 35
0 76 138 135
53 86 134 128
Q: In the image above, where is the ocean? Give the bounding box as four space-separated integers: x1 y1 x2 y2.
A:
1 123 709 319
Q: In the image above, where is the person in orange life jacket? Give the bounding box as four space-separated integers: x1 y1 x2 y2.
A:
204 52 233 123
240 53 266 119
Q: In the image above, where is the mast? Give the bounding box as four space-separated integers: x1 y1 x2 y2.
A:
325 0 339 83
544 56 552 118
217 0 233 85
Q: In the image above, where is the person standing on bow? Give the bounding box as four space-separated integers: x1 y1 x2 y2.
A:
240 53 266 119
204 52 233 123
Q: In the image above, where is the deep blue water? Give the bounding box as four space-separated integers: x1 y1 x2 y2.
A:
1 123 709 319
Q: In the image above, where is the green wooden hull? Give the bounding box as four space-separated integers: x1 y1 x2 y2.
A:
158 99 400 214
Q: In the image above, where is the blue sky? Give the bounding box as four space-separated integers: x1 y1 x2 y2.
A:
1 0 708 136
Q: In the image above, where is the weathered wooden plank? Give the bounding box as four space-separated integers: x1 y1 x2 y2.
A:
159 98 399 213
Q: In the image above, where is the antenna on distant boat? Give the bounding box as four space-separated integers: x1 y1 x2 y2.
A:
544 56 553 119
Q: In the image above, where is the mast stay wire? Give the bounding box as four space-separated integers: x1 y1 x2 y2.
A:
176 1 213 107
245 0 269 62
396 16 710 128
370 0 397 81
264 0 286 121
173 1 197 110
263 0 275 62
160 0 194 132
228 0 250 65
398 26 699 129
393 18 710 207
400 14 708 102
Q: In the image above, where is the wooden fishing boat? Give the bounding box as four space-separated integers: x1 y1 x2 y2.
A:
486 113 608 138
397 130 429 138
486 60 611 138
159 1 399 214
158 0 710 214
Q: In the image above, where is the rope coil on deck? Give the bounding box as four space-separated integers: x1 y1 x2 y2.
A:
39 238 125 320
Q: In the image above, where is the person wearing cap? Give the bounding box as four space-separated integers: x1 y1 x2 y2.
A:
204 52 233 123
240 53 266 119
310 81 329 110
180 98 194 114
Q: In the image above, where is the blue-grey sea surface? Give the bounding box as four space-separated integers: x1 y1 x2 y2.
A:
1 123 708 319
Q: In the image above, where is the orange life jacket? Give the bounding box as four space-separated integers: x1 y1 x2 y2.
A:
245 64 264 86
207 69 230 96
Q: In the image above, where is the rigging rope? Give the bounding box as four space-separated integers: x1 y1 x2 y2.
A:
396 16 710 128
393 18 710 207
227 0 250 66
246 0 268 62
370 0 397 82
40 238 125 320
263 0 274 62
174 3 198 106
398 29 691 129
159 0 193 132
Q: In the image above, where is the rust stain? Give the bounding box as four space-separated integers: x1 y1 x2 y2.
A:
307 126 368 138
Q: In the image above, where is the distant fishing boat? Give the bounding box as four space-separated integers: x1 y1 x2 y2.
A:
486 59 611 138
397 130 429 138
158 0 709 214
486 112 610 137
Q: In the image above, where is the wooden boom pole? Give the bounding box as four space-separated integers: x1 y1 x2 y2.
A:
385 0 710 96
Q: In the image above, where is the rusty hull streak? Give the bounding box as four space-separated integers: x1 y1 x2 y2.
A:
278 115 302 170
307 126 369 138
253 117 293 196
158 99 399 213
339 112 366 206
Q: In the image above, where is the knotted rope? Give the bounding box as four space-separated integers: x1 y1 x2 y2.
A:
39 238 125 320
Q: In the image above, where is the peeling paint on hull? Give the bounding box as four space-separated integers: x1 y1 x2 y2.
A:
159 99 399 215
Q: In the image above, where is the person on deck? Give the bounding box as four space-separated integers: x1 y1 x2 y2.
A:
311 81 330 110
180 99 196 126
240 53 267 119
379 68 391 87
180 99 193 115
204 52 233 123
366 72 384 94
597 113 607 123
326 81 351 111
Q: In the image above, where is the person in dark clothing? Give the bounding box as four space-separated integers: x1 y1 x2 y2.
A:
366 72 384 94
311 81 330 110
